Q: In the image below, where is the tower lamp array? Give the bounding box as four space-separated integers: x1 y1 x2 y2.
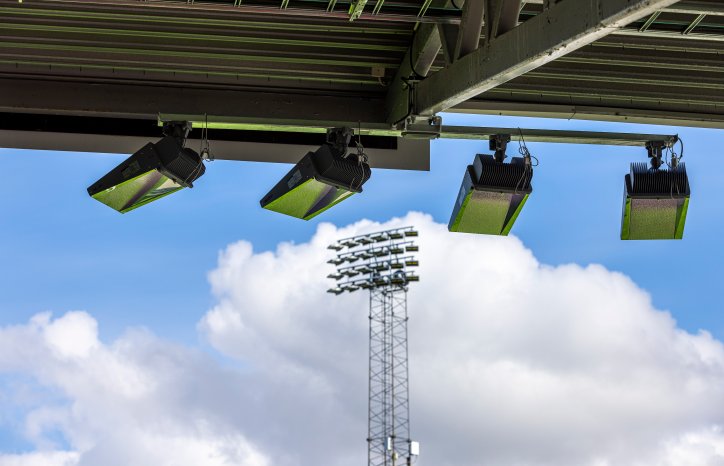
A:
87 122 689 240
327 226 420 466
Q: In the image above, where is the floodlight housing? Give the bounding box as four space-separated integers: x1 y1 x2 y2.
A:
87 124 204 213
621 163 690 240
260 127 371 220
449 154 533 235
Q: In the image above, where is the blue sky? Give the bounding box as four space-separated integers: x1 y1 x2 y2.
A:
2 113 724 465
0 113 722 346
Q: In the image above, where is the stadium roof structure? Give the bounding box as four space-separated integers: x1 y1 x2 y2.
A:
0 0 721 170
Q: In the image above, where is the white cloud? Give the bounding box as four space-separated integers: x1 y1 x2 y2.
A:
200 212 724 465
0 451 79 466
1 212 724 465
0 313 269 466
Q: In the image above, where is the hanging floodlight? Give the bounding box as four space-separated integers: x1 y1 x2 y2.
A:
621 141 690 240
449 135 533 235
87 121 205 213
260 127 371 220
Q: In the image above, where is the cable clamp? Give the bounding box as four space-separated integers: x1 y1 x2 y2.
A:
400 115 442 140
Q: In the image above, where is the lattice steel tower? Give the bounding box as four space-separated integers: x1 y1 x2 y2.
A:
327 227 420 466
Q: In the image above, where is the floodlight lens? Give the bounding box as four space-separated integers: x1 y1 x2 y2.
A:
621 163 690 240
260 140 371 220
449 154 532 235
87 137 204 213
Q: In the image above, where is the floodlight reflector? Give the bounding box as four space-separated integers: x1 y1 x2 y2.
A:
621 163 690 240
449 154 533 235
260 128 371 220
87 135 205 213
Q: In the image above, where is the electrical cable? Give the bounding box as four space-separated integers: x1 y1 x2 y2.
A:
514 128 536 194
517 127 539 166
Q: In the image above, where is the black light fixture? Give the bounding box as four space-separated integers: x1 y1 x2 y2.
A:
621 140 690 240
87 121 205 213
449 135 533 235
260 127 371 220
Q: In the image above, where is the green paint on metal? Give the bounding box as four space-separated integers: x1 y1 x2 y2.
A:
349 0 369 21
487 87 722 107
621 197 633 240
500 194 530 236
558 56 724 74
675 197 689 239
525 71 724 91
2 50 381 79
0 41 392 69
0 22 408 52
448 188 473 232
0 6 409 35
156 115 400 136
0 59 379 85
263 178 355 220
91 169 184 213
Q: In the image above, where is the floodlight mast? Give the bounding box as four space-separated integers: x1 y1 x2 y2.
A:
327 227 420 466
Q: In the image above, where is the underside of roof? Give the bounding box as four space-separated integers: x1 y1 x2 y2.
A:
0 0 721 168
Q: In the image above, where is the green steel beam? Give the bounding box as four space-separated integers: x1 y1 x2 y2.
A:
158 113 677 146
405 0 681 119
0 59 380 86
0 41 394 69
683 14 707 35
0 6 409 35
0 22 407 52
638 11 661 32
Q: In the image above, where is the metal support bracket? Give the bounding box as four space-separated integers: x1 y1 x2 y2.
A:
400 115 443 139
646 140 667 169
161 120 192 143
490 133 511 162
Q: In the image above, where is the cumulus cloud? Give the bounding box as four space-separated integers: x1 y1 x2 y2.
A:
0 312 269 466
2 212 724 465
200 212 724 465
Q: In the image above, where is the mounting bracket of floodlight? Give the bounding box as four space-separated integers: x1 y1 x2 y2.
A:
162 120 192 143
399 114 442 140
327 127 354 156
646 140 667 169
489 134 511 162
